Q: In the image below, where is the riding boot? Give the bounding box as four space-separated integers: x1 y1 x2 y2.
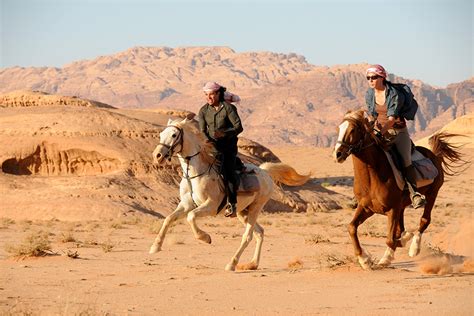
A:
404 165 426 209
224 203 237 217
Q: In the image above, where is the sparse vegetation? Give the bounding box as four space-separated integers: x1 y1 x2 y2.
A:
304 234 330 245
5 231 53 257
101 240 115 253
59 231 77 243
0 217 15 228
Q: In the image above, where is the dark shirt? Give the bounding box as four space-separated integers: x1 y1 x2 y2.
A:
198 101 243 151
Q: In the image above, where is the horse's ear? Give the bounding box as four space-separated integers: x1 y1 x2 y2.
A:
167 118 173 126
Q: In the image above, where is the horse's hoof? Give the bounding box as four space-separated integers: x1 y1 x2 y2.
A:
225 263 236 271
358 256 373 270
377 258 391 267
149 244 161 254
199 233 212 244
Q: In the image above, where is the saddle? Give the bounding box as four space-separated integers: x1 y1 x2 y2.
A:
385 145 439 191
236 165 260 194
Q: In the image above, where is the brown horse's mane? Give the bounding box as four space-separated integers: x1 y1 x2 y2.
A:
174 118 216 165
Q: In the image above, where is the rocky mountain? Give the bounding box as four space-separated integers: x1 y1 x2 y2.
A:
1 46 472 146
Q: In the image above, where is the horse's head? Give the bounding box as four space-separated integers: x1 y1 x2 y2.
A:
333 110 372 163
153 118 186 164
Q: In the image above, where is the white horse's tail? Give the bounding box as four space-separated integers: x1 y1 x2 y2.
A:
259 162 310 186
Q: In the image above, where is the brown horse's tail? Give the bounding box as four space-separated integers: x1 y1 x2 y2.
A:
429 132 471 177
260 162 310 186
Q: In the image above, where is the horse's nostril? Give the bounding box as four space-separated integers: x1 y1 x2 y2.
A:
336 151 342 158
156 153 162 158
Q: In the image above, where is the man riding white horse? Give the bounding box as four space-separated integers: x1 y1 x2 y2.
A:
198 81 243 217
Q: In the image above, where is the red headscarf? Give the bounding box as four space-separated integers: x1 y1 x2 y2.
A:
366 64 387 78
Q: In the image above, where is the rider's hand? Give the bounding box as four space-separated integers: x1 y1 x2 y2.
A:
214 130 225 138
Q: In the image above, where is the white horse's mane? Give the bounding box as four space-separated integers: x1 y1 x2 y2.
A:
172 118 216 164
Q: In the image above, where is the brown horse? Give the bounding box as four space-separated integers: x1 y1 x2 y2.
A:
333 110 466 269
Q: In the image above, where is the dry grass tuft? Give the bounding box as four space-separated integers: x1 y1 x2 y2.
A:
287 257 304 271
305 234 330 245
5 231 52 258
0 217 15 228
59 231 77 243
101 240 115 253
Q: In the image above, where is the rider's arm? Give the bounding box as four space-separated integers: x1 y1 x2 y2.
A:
198 106 212 141
220 104 243 138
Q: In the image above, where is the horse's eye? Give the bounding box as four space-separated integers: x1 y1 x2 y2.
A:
171 134 176 138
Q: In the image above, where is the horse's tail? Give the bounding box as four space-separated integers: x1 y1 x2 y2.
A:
259 162 310 186
429 132 470 177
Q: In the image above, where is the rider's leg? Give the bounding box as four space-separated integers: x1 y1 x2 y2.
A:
395 127 426 209
223 151 239 217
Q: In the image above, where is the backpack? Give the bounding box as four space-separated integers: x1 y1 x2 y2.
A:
391 83 419 121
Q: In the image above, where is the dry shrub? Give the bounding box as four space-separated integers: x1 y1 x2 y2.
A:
59 231 76 243
287 257 304 271
322 254 352 269
305 234 330 245
5 231 52 257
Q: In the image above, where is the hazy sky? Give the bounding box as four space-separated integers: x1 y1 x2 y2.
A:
1 0 472 87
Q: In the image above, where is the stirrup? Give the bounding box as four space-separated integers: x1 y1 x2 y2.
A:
224 203 236 217
411 193 426 209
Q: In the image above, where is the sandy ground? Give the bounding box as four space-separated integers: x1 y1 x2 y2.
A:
1 147 473 315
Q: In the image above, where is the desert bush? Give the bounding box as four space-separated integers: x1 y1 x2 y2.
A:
304 234 330 245
59 231 77 243
5 231 52 257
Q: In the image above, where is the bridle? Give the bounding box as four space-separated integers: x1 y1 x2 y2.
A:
158 125 216 179
336 118 375 156
157 124 218 207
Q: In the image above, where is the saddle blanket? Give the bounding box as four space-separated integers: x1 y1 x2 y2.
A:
385 149 439 191
237 166 260 194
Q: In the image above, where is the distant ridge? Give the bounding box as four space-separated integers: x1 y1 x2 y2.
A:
0 46 472 146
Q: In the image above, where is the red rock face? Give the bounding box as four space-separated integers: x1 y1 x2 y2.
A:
0 47 472 147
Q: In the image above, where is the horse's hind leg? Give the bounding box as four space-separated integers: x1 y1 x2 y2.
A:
348 204 374 270
225 203 262 271
409 194 436 257
236 210 264 271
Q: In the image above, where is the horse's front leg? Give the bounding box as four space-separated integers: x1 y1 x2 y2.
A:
378 208 400 267
348 204 374 270
186 201 216 245
149 202 188 254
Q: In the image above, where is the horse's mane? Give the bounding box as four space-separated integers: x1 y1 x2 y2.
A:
173 118 216 164
343 109 366 127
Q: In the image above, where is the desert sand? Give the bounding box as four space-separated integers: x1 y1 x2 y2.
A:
0 95 473 315
1 149 473 315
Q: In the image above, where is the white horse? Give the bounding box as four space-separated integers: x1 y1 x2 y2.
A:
149 117 309 271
